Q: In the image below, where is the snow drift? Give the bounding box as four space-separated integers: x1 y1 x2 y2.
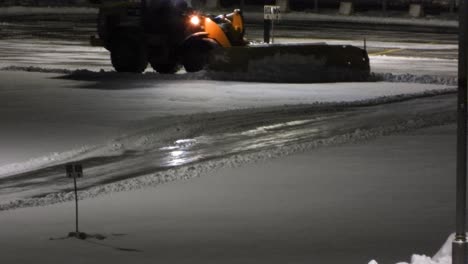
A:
370 234 456 264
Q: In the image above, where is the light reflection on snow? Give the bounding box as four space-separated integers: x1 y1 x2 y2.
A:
171 150 184 157
168 158 186 166
175 139 197 145
160 120 323 167
167 150 203 167
161 139 200 166
160 146 179 151
232 128 321 152
241 119 314 136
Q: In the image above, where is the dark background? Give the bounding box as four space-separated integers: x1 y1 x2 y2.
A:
0 0 456 12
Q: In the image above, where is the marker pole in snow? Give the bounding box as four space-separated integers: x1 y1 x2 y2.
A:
454 0 468 263
264 19 272 43
264 5 280 44
66 164 84 239
271 18 275 44
74 176 79 234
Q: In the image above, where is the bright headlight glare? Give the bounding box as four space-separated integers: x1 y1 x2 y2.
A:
190 16 201 26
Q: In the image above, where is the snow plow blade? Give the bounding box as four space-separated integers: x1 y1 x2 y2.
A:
207 43 370 83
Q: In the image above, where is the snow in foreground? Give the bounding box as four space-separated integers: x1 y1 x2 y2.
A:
0 69 456 209
0 69 455 168
371 234 453 264
0 124 456 264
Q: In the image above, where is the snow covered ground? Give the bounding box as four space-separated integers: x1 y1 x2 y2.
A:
0 124 456 264
0 69 455 166
242 11 458 28
0 14 461 264
0 67 457 264
0 6 98 16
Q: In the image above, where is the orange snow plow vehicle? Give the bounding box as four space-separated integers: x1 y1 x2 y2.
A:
91 0 370 82
91 0 248 73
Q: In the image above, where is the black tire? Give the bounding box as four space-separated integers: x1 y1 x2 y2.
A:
149 45 181 74
150 61 180 74
182 40 213 73
110 36 148 73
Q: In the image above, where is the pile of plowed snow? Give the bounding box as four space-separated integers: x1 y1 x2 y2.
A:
1 66 458 85
370 234 454 264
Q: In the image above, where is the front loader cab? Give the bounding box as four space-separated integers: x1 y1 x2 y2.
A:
180 9 246 72
225 9 246 45
210 9 246 46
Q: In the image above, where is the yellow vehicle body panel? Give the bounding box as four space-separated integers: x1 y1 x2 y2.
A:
231 11 244 34
204 17 232 48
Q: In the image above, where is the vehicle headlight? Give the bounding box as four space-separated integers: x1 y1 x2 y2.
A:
190 15 201 26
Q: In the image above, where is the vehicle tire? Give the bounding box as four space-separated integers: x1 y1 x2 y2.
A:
150 61 180 74
148 45 181 74
110 36 148 73
182 40 213 73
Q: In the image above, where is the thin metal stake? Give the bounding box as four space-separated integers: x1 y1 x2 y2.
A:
271 18 275 44
263 19 271 43
454 0 468 263
74 177 79 234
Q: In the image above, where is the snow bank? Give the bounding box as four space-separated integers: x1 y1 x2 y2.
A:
370 56 457 77
372 73 457 86
1 65 457 86
1 65 75 75
370 234 454 264
0 66 207 81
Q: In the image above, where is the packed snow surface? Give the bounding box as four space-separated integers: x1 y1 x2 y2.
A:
0 17 460 264
0 79 456 209
370 234 454 264
0 124 456 264
0 6 98 15
0 69 454 166
243 11 458 28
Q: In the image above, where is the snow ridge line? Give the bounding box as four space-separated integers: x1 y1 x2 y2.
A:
372 73 457 86
1 66 74 74
0 66 209 81
0 66 458 85
0 109 455 212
